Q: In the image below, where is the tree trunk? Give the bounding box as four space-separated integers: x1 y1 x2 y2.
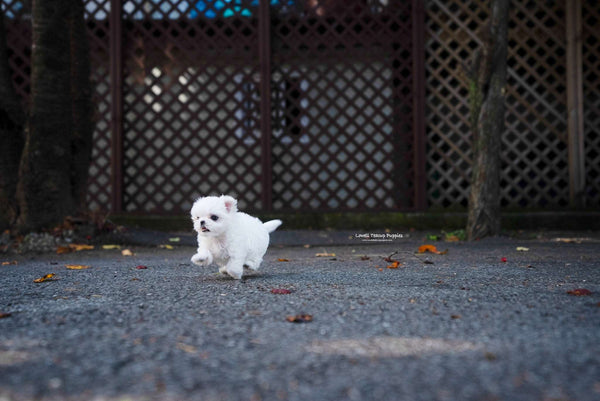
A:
69 0 94 212
16 0 74 232
466 0 509 241
0 13 25 231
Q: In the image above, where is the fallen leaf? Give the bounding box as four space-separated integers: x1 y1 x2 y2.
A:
65 264 91 270
2 260 17 266
500 257 507 263
56 246 72 255
315 252 335 257
516 247 529 252
159 244 174 250
102 244 121 250
34 273 56 283
277 258 290 262
0 312 12 319
387 261 401 269
271 288 292 294
57 244 94 254
552 237 588 244
176 342 197 354
567 288 592 296
169 237 181 243
122 249 134 256
136 265 148 270
286 314 313 323
360 256 370 261
417 245 447 255
444 229 466 242
451 314 461 319
69 244 94 251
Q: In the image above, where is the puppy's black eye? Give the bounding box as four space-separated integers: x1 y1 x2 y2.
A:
210 215 219 221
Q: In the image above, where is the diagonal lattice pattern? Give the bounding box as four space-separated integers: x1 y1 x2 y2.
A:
270 0 414 211
85 0 112 211
121 0 263 213
4 0 598 213
425 0 570 208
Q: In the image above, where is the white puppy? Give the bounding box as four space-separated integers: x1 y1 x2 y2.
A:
190 195 282 279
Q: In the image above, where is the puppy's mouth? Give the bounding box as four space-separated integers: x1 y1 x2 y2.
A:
201 227 210 233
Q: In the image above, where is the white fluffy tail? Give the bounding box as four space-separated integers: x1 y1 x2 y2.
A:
263 219 282 233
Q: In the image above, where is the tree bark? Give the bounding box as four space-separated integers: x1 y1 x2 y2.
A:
0 13 25 231
16 0 74 232
466 0 509 241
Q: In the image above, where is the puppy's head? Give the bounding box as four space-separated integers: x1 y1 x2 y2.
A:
191 195 238 237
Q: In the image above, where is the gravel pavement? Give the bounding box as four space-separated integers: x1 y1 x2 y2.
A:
1 231 599 401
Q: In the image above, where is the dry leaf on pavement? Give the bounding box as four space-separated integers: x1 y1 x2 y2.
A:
33 273 56 283
417 245 447 255
65 264 91 270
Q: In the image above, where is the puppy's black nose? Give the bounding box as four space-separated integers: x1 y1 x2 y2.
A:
200 220 205 226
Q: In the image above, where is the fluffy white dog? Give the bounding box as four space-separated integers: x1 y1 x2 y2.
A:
190 195 282 279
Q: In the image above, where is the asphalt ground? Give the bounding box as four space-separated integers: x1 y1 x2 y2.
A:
1 231 599 401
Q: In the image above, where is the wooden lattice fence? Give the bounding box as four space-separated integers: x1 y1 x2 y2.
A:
2 0 599 214
426 0 575 209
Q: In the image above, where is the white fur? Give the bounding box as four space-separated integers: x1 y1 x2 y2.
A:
190 195 282 279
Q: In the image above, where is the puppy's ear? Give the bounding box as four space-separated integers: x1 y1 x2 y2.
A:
220 195 238 214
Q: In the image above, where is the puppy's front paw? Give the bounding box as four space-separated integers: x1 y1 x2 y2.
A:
191 250 213 266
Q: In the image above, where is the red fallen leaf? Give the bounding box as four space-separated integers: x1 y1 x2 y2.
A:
286 314 313 323
136 265 148 270
271 288 292 294
500 257 507 263
567 288 592 296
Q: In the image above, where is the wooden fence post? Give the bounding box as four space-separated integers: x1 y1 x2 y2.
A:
566 0 585 207
110 0 124 213
258 0 273 211
412 0 427 211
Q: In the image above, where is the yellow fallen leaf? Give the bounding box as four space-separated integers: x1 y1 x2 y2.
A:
65 264 91 270
315 252 336 257
102 244 121 250
159 244 174 250
121 249 134 256
34 273 56 283
2 260 17 266
69 244 94 251
277 258 290 262
516 247 529 252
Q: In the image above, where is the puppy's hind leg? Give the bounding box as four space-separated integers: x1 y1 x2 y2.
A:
225 259 244 280
243 256 263 271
